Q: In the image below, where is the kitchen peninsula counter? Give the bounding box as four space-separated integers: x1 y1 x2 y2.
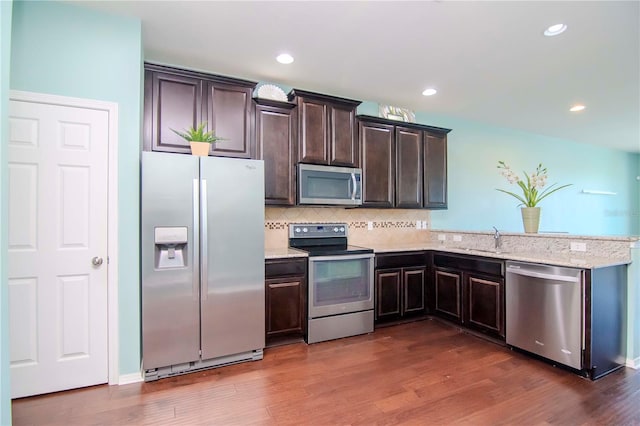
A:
369 243 631 269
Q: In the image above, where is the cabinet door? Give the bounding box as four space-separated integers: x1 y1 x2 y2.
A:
424 132 447 208
395 127 423 209
256 103 296 205
329 104 358 167
466 274 504 338
265 276 305 339
206 83 253 158
376 269 401 320
147 71 203 153
434 268 462 323
360 121 395 207
298 98 328 164
403 267 426 315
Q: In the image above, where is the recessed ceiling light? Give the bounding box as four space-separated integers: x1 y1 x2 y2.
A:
544 23 567 37
422 88 437 96
276 53 294 64
569 104 585 112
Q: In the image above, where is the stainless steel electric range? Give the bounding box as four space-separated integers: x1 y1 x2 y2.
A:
289 223 374 344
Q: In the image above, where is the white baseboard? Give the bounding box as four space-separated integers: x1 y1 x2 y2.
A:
626 357 640 369
118 372 144 385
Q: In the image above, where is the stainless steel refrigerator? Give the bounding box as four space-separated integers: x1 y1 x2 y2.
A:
141 151 265 381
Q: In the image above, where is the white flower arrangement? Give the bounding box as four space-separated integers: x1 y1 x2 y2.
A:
496 161 571 207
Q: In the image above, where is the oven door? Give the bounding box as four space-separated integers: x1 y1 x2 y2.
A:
308 253 374 319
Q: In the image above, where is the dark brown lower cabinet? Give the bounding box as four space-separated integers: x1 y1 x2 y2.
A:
466 273 503 338
376 269 401 318
431 253 505 340
265 258 307 346
433 268 462 323
375 252 427 325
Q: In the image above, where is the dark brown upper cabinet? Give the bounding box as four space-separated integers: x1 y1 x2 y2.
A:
144 70 203 153
143 63 257 158
395 127 424 208
424 132 448 208
359 120 395 207
357 115 451 209
288 89 361 167
254 98 297 206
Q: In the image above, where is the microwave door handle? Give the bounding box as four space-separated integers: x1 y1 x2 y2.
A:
350 173 357 200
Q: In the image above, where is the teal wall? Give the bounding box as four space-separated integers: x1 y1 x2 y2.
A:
10 1 143 375
419 113 640 236
1 1 13 422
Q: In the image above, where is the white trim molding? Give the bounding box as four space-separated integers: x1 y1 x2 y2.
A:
9 90 121 386
118 372 144 385
627 357 640 370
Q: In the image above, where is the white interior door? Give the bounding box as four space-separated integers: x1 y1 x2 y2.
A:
8 99 109 398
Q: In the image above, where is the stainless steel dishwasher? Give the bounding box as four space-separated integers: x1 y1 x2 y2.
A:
506 261 584 370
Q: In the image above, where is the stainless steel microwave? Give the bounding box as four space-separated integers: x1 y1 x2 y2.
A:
298 164 362 206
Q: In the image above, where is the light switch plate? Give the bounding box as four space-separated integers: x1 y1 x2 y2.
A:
367 221 373 231
438 234 446 241
416 221 421 230
453 235 462 242
570 242 587 252
422 220 428 229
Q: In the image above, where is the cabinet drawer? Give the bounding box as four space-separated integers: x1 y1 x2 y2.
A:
376 251 427 269
433 253 504 277
265 258 307 278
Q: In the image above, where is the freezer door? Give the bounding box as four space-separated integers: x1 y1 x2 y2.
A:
141 151 200 370
200 156 265 360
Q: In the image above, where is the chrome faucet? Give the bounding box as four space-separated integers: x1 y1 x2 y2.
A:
493 226 501 251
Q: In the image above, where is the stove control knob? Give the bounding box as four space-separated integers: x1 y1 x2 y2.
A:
340 227 345 232
303 227 308 233
333 227 339 232
295 227 300 233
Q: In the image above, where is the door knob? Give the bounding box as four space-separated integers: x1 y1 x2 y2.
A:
92 257 104 266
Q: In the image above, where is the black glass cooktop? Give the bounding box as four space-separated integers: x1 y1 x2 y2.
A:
292 244 373 257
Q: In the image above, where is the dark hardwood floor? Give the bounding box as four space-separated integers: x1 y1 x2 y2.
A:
12 319 640 425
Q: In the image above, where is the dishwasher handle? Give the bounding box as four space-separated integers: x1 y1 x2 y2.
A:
506 266 581 283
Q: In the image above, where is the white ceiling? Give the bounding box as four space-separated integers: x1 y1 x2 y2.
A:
77 0 640 153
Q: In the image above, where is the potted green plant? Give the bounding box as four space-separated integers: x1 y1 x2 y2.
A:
171 122 225 156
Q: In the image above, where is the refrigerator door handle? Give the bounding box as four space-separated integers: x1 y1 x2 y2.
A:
192 179 200 301
200 179 208 301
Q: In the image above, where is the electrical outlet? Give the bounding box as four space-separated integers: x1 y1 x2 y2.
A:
422 220 428 229
438 234 446 241
570 242 587 252
453 235 462 242
367 221 373 231
416 221 421 230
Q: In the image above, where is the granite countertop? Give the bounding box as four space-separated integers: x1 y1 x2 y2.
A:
263 243 629 269
368 243 630 269
265 247 308 259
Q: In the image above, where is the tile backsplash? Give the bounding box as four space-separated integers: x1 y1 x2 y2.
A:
265 207 430 248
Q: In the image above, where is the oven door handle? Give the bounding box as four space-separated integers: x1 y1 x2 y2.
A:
308 253 374 262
